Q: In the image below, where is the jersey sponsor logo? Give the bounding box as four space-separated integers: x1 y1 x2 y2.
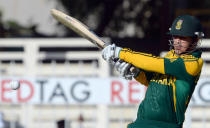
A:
175 19 183 30
150 73 176 86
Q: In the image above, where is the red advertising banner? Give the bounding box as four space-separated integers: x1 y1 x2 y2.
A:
0 77 209 106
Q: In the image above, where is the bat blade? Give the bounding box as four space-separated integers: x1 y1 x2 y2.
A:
51 9 137 74
51 9 106 49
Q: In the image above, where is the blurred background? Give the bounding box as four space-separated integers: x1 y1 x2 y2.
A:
0 0 209 128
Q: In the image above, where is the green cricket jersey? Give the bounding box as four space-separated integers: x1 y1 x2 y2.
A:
119 49 203 128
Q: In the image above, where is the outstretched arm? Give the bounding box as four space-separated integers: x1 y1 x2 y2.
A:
120 48 165 74
101 44 203 80
120 48 203 79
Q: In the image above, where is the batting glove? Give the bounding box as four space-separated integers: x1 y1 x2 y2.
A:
114 60 140 80
102 44 122 63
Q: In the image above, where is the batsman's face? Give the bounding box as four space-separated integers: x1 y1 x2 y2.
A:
173 36 193 55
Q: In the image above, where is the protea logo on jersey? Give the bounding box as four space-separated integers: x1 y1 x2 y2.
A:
175 19 183 30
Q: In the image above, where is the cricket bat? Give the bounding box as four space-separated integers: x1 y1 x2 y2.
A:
50 9 106 49
50 9 136 73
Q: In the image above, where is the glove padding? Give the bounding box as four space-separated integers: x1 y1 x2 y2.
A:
102 44 122 63
114 60 140 80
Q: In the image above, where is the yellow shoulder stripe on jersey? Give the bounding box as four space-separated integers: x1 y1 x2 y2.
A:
164 49 203 76
120 48 165 74
184 58 203 76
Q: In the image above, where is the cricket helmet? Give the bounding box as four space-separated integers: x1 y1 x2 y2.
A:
167 15 204 38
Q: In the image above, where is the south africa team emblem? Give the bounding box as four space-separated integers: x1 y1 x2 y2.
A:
175 19 183 30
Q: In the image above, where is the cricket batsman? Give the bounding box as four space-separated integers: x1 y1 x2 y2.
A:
101 15 204 128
